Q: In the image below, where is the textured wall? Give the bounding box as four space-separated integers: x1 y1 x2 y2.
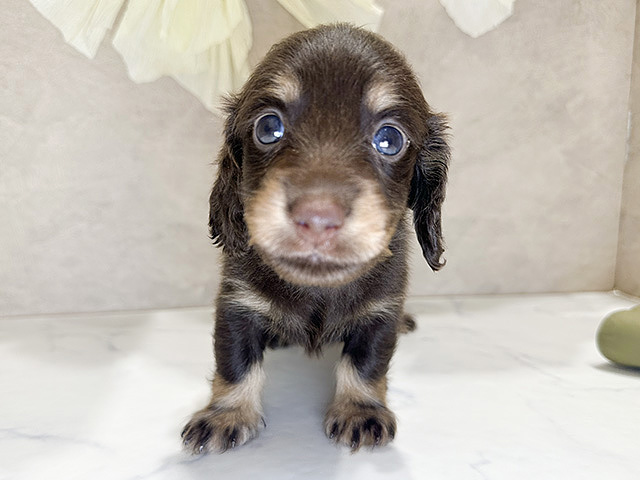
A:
616 0 640 297
0 0 636 316
396 0 636 297
0 1 222 315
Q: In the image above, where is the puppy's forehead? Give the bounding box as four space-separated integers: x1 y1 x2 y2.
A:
262 63 403 118
245 25 428 131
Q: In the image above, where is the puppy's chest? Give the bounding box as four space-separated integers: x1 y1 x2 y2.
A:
269 295 352 349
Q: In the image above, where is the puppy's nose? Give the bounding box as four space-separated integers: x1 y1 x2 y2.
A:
290 196 345 245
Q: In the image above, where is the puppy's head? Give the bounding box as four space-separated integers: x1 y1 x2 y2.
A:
209 24 449 287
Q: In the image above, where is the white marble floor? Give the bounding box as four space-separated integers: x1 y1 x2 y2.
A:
1 292 639 480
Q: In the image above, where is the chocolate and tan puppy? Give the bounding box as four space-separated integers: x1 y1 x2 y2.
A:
182 23 450 453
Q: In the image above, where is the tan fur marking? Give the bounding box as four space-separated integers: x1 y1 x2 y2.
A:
245 172 291 251
267 73 301 103
222 278 273 317
356 298 403 320
182 364 266 453
246 173 393 265
210 364 266 412
334 357 387 405
365 80 400 113
340 180 394 261
244 155 399 286
325 357 395 450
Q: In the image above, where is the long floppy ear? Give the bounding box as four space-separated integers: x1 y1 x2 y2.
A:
208 99 249 255
408 112 450 271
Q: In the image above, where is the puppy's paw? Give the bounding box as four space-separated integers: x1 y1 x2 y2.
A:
324 401 397 451
181 406 264 454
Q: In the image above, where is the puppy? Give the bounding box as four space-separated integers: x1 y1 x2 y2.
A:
182 23 450 453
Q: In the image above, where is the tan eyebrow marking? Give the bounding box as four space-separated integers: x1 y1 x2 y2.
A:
365 80 401 113
267 73 301 103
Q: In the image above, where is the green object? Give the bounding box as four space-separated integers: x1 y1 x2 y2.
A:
597 305 640 368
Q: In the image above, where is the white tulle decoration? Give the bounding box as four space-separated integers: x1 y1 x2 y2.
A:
112 0 252 111
276 0 383 31
28 0 386 112
29 0 126 58
439 0 515 38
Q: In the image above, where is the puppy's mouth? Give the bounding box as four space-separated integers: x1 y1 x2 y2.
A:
259 251 371 287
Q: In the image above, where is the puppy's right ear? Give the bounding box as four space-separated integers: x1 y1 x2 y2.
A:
209 98 249 255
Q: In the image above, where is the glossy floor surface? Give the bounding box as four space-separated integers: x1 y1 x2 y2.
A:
2 292 639 480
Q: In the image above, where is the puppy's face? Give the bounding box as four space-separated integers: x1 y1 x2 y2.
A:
211 25 449 287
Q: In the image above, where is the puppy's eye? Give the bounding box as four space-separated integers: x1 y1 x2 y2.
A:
372 125 406 156
255 114 285 145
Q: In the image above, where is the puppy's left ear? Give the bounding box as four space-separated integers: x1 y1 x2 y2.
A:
408 112 450 271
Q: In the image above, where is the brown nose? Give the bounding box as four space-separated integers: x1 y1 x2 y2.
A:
290 196 345 245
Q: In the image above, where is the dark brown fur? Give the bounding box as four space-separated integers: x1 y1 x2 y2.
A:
182 23 450 453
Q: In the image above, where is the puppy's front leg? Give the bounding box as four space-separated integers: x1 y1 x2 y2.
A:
325 318 398 451
182 306 267 453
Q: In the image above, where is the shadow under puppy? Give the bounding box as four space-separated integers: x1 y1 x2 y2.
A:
182 23 450 453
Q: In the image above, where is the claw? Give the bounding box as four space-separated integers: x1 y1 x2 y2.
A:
388 424 396 440
350 427 361 451
229 427 239 449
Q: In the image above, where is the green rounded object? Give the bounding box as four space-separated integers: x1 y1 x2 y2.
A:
597 304 640 368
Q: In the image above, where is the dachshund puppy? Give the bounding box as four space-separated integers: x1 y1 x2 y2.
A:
182 23 450 453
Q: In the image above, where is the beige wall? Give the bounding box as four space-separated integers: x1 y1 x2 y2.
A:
0 0 637 316
385 0 636 297
616 0 640 297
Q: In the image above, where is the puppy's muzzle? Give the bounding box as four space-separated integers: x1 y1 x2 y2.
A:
290 194 346 248
245 165 392 286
